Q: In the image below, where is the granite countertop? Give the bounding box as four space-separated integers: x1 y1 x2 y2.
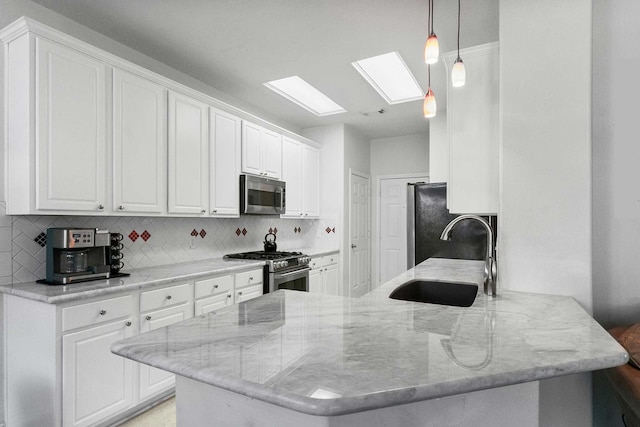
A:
111 258 628 416
0 258 265 304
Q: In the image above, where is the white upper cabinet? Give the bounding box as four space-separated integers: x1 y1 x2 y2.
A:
168 90 209 215
281 137 320 219
281 137 303 217
209 107 241 217
113 69 167 214
36 37 107 212
241 121 282 179
444 42 499 215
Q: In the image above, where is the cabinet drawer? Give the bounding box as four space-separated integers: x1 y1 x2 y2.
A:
62 295 133 332
309 256 322 270
236 283 262 303
140 282 192 312
194 275 233 299
235 268 263 289
322 254 338 267
195 292 233 315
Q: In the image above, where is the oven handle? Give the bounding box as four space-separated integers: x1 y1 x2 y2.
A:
275 267 311 278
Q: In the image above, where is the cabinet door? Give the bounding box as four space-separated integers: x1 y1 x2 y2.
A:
302 145 320 218
446 43 499 214
308 268 322 294
323 264 340 296
139 303 192 399
36 37 106 212
62 319 134 427
113 69 166 213
261 128 282 179
241 121 263 176
210 108 241 216
281 137 303 217
168 91 209 214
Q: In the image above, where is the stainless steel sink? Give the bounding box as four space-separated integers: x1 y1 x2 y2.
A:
389 280 478 307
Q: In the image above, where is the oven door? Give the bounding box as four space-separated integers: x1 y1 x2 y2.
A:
273 267 310 292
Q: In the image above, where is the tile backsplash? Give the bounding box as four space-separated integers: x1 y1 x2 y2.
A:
0 204 339 284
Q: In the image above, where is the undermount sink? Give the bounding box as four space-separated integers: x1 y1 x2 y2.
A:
389 280 478 307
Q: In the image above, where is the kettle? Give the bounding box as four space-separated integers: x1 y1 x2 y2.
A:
263 232 277 252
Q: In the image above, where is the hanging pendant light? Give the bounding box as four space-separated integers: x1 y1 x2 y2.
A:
423 66 437 118
424 0 439 64
451 0 466 87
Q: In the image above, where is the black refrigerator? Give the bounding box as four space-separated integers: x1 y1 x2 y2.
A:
407 182 496 268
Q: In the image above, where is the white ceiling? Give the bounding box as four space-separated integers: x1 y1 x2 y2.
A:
32 0 499 140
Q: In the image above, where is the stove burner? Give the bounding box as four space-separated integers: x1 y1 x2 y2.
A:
225 251 302 261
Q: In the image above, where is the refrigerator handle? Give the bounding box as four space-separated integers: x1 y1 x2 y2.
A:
407 183 416 269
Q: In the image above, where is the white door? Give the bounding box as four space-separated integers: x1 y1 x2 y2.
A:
113 68 166 213
36 37 106 212
62 319 134 427
209 107 241 217
349 170 370 298
379 175 428 284
168 91 209 214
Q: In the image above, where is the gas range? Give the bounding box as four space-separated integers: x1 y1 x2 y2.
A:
224 251 310 273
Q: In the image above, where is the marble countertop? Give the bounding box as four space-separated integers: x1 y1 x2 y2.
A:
111 258 628 416
0 258 265 304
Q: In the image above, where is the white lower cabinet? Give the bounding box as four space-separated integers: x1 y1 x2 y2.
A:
5 265 267 427
308 253 340 295
139 302 192 399
62 318 134 427
235 268 264 303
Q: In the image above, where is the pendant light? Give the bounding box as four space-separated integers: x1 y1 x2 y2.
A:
451 0 466 87
423 66 437 118
424 0 439 64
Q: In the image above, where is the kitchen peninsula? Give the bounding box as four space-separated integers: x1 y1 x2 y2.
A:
112 259 628 427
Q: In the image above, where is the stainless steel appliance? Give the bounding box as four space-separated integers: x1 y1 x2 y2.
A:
224 251 310 293
240 174 286 215
45 228 111 284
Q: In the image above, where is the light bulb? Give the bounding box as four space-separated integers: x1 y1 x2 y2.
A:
423 88 437 118
451 57 466 87
424 32 439 64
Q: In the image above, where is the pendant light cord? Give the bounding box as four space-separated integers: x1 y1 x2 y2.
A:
429 0 434 34
457 0 461 58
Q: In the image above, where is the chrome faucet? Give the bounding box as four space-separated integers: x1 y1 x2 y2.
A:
440 215 497 296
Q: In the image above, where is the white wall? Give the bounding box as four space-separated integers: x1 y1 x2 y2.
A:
499 1 593 426
592 1 640 425
370 133 429 287
427 115 448 183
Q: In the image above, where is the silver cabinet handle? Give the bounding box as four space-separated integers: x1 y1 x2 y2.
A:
249 277 253 281
213 284 219 289
98 204 104 210
201 209 206 214
211 209 217 214
238 291 243 296
125 321 132 327
118 205 124 210
166 295 172 300
146 315 151 320
226 294 231 298
351 244 357 249
99 310 107 315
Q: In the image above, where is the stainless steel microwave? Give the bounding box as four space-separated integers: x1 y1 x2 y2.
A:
240 174 286 215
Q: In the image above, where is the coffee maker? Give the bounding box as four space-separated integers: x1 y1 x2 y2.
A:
45 228 112 284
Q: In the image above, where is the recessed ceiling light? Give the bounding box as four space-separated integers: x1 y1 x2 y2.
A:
263 76 346 117
352 52 424 104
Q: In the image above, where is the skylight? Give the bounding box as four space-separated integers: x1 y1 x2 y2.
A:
263 76 346 117
352 52 424 104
